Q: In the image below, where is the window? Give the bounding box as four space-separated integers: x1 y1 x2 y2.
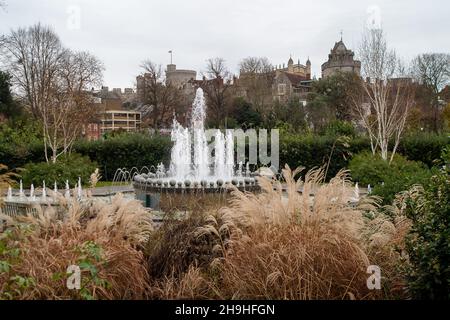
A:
278 83 286 95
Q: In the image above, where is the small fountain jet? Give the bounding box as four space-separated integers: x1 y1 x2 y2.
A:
29 184 36 201
77 177 82 199
7 185 13 201
42 181 47 201
65 180 71 199
19 180 25 199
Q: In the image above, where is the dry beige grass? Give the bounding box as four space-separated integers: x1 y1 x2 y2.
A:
0 165 410 300
206 166 375 299
0 193 152 300
167 165 407 300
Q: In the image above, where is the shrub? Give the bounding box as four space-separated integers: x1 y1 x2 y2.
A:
321 120 357 137
349 152 433 205
398 169 450 299
21 153 97 188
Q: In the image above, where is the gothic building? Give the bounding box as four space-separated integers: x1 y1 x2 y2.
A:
321 39 361 78
272 57 312 104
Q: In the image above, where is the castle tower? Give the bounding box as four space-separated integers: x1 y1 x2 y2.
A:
306 57 311 79
321 39 361 78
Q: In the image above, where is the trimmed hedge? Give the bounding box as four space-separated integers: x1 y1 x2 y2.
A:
279 133 449 180
1 131 448 182
280 134 369 179
396 133 449 168
73 133 172 180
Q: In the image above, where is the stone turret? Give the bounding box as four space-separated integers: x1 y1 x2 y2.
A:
321 39 361 78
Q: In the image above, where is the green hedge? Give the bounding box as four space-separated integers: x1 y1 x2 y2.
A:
396 133 449 167
1 131 447 182
279 133 449 180
73 133 172 180
279 134 370 179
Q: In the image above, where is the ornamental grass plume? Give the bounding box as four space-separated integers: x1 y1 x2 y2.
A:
0 193 152 300
193 165 399 300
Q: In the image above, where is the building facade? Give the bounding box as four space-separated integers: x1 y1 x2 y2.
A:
236 56 313 105
321 39 361 78
84 87 142 140
273 56 311 79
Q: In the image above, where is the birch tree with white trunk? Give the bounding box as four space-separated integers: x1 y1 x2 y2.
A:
353 28 415 163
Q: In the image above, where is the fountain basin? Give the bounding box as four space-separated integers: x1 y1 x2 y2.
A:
133 175 260 210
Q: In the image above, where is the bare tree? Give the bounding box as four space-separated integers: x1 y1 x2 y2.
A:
201 57 232 126
0 23 65 118
138 60 182 129
42 50 103 163
238 56 274 118
352 28 415 163
1 24 103 163
412 53 450 131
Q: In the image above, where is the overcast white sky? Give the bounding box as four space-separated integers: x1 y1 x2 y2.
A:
1 0 449 88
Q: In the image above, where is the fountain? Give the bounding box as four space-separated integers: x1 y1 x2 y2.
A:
133 88 260 209
1 178 86 218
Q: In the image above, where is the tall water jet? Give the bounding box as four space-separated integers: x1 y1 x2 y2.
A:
167 88 236 181
191 88 209 179
214 129 226 179
170 119 191 179
225 130 234 178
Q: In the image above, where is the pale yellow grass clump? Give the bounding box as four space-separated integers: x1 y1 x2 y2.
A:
0 193 153 300
200 165 397 299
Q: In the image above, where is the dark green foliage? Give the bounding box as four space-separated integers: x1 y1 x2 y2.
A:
0 118 44 170
321 120 357 137
0 71 22 119
21 153 97 188
307 71 362 122
403 169 450 299
264 99 307 131
74 133 172 180
229 97 262 129
279 134 369 180
349 152 433 204
398 133 449 168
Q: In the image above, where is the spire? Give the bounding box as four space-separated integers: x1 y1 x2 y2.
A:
340 30 343 41
288 54 293 66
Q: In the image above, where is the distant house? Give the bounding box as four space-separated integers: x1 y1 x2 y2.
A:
273 71 312 105
236 56 313 105
84 87 142 140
